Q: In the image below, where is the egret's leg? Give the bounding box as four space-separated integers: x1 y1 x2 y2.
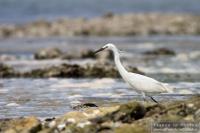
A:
149 96 158 103
141 92 147 102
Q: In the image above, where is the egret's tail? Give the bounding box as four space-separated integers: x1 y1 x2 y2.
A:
163 83 174 93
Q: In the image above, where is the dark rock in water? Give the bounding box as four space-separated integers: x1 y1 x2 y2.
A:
80 50 97 59
45 117 56 122
72 103 98 110
62 49 97 59
143 47 176 56
0 63 16 78
34 47 63 59
23 64 85 78
85 64 119 78
96 51 113 60
0 62 145 78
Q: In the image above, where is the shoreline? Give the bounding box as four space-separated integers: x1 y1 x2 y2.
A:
0 96 199 133
1 13 200 38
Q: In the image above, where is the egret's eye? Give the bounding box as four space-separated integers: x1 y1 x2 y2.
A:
103 46 108 49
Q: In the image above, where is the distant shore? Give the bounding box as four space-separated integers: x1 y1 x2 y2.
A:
0 13 200 38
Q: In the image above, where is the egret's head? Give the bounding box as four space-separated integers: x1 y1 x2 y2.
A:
94 43 115 54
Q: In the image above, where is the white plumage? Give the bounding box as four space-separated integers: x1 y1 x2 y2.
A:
94 43 173 103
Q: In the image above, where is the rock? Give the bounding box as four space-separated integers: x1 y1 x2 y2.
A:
23 64 85 78
143 47 176 56
0 64 16 78
80 50 97 59
103 12 114 18
34 48 63 59
0 54 16 61
0 117 41 133
0 96 199 133
0 62 145 78
96 51 113 60
91 102 146 124
72 103 98 110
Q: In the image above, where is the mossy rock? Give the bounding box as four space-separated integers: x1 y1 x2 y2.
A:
92 102 146 124
0 117 42 133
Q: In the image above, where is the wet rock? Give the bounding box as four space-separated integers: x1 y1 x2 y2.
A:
34 47 63 59
0 117 41 133
143 47 176 56
61 49 97 59
23 64 85 78
0 64 16 78
91 102 146 124
96 51 113 60
0 62 145 78
80 50 97 59
72 103 98 110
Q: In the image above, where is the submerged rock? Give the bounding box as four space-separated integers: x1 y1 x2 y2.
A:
34 47 63 59
143 47 176 56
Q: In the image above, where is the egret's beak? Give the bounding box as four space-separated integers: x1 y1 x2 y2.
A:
94 47 106 54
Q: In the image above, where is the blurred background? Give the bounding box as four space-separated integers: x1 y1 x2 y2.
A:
0 0 200 23
0 0 200 118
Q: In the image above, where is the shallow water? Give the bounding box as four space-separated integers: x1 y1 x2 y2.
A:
0 36 200 118
1 36 200 75
0 78 199 118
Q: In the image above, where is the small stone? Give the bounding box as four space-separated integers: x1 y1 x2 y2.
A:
34 47 63 59
77 121 91 128
143 47 176 56
67 118 76 123
48 120 56 128
57 123 66 131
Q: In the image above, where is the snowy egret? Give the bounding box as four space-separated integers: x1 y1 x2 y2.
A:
94 43 173 103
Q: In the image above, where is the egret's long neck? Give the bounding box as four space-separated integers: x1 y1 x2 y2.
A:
112 47 128 77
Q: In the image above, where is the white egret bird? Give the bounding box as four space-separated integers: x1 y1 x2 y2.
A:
94 43 173 103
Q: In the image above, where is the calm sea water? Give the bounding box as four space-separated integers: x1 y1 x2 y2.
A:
0 0 200 23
